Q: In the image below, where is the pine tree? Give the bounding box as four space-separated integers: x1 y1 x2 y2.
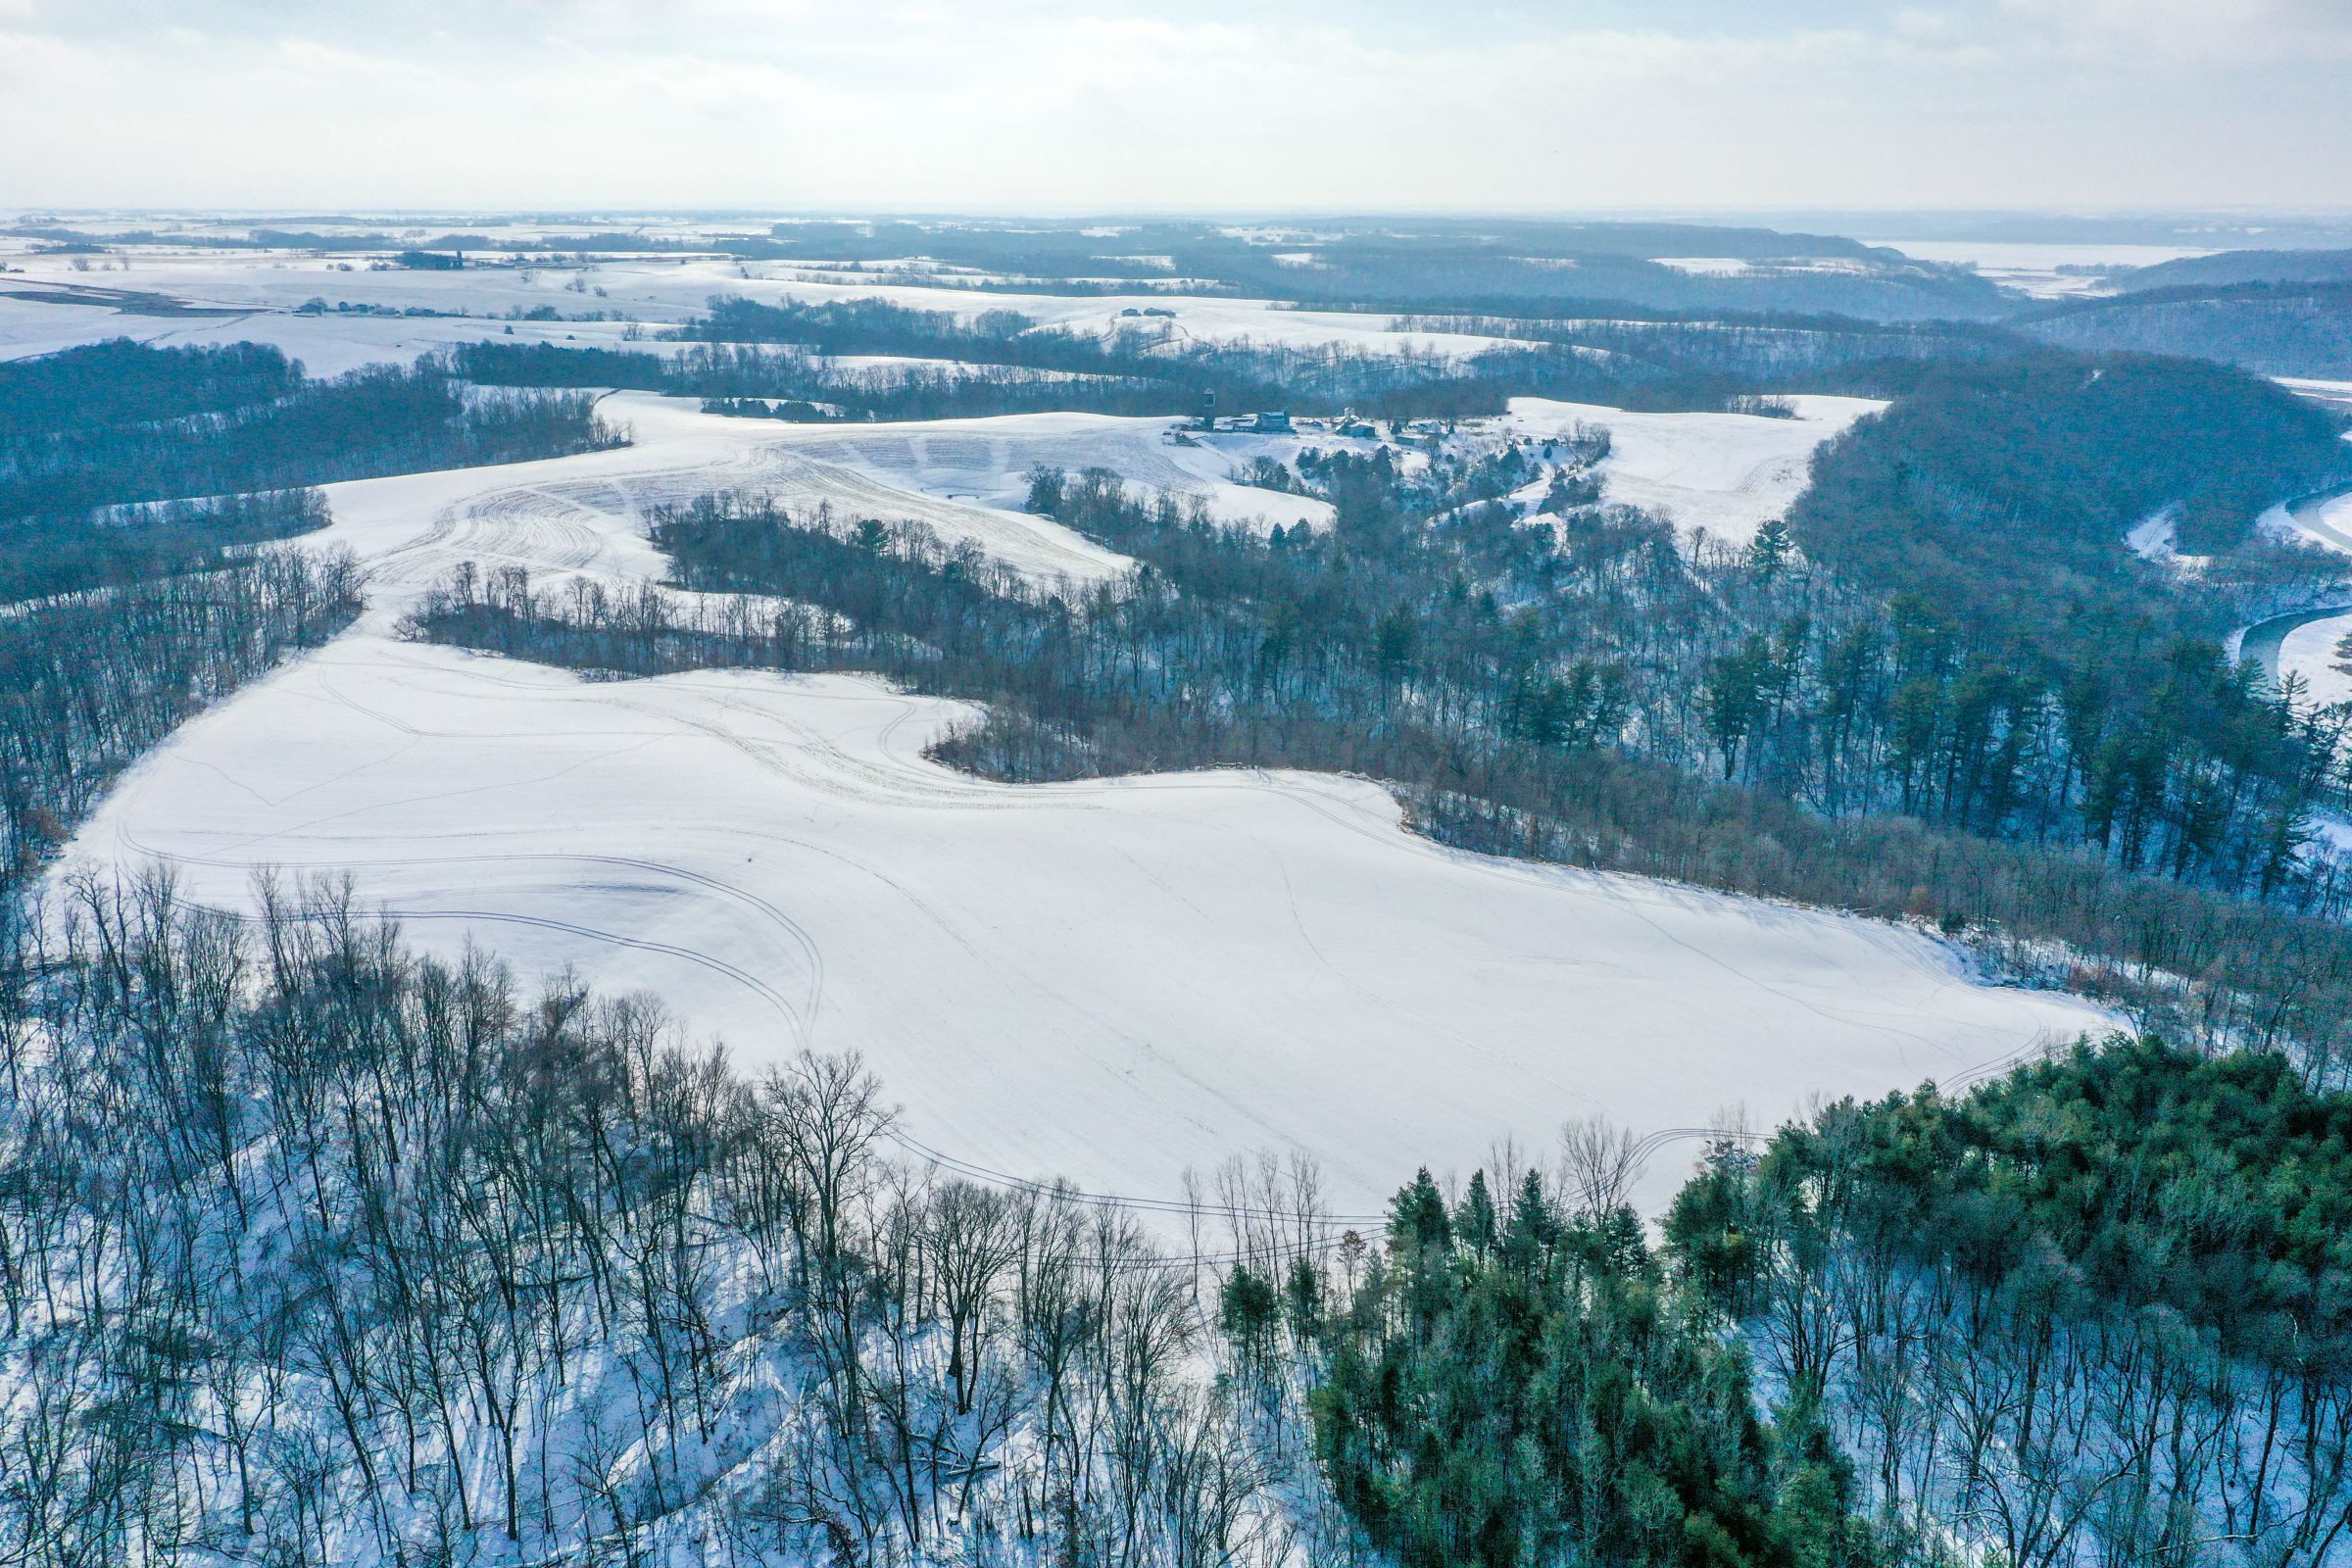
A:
1457 1170 1498 1256
1747 514 1793 580
1502 1169 1556 1280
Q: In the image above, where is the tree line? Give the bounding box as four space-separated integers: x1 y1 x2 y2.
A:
2023 283 2352 379
0 548 363 897
0 339 624 524
0 336 621 903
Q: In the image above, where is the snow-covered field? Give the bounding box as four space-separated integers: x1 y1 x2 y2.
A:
757 414 1337 534
52 379 2111 1219
71 634 2106 1219
315 392 1135 595
1500 394 1883 544
0 249 1529 369
14 253 2097 1213
1651 257 1753 276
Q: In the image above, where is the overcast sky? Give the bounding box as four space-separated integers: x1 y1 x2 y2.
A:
5 0 2350 214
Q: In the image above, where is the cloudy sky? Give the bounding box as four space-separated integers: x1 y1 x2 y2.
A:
4 0 2349 213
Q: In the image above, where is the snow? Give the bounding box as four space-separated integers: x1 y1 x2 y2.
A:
1500 394 1884 545
0 250 1533 368
0 304 693 377
0 269 697 375
2280 376 2352 416
2259 483 2352 556
2124 505 2211 571
816 353 1103 382
318 392 1134 599
752 413 1335 535
300 398 1321 606
2276 612 2352 707
1652 257 1753 276
18 238 2117 1223
41 365 2110 1220
0 294 146 361
68 634 2109 1221
2231 595 2352 714
2126 508 2179 561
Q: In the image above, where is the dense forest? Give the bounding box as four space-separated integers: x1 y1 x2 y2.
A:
2023 285 2352 378
1670 1037 2352 1566
578 295 1984 420
0 487 326 604
1308 1165 1890 1567
0 866 2007 1567
0 547 363 894
434 287 2332 436
2117 249 2352 292
667 296 1664 418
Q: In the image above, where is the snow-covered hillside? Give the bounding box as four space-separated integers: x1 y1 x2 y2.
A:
53 385 2110 1220
315 393 1138 596
753 413 1335 535
1502 395 1881 544
306 393 1351 595
73 633 2106 1219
